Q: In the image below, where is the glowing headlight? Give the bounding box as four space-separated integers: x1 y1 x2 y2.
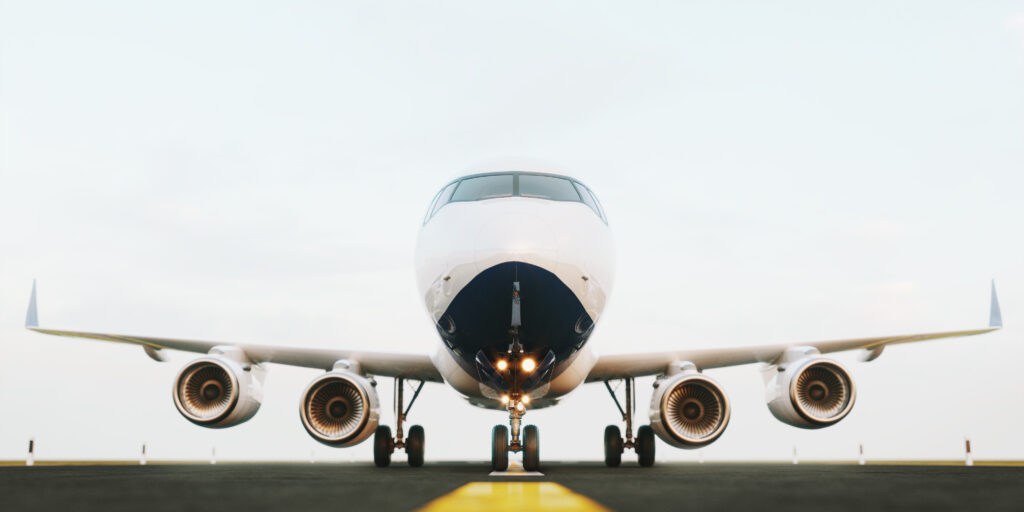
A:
521 358 536 373
496 360 508 371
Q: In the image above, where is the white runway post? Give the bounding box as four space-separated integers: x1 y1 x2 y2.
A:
699 450 705 464
792 446 798 465
859 443 865 466
310 449 315 464
211 447 217 465
27 438 35 466
965 439 973 467
141 444 147 465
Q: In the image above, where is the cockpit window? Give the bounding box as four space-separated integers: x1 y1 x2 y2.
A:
450 174 514 202
427 182 458 219
519 174 581 201
573 182 604 221
424 172 608 224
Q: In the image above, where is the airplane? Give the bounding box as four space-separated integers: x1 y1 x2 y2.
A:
24 170 1003 471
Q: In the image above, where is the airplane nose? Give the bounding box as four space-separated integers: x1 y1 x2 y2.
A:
474 213 560 273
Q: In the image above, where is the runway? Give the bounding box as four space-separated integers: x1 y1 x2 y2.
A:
1 461 1022 512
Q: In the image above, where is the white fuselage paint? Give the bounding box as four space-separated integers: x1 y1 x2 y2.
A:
414 195 616 407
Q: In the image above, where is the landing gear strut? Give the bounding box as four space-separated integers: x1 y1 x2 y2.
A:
491 397 540 472
603 377 655 467
374 377 426 467
490 277 541 472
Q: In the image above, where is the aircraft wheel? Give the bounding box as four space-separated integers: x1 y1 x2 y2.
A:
406 425 425 467
637 425 655 467
523 425 540 471
374 425 393 467
491 425 509 471
604 425 623 467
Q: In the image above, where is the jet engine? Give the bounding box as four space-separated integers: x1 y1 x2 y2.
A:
300 370 380 447
172 356 264 428
649 371 731 448
765 358 856 428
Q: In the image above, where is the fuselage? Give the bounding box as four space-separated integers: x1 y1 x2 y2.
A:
414 171 615 409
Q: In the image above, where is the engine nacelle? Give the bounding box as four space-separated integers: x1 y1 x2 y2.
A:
172 356 264 428
649 370 731 448
300 370 380 447
765 357 856 428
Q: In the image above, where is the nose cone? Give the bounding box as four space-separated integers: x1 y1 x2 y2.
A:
474 213 560 274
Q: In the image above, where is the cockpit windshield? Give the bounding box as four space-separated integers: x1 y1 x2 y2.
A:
450 174 514 202
518 174 581 201
424 172 607 224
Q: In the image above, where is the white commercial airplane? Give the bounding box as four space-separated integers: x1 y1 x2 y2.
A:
25 170 1003 470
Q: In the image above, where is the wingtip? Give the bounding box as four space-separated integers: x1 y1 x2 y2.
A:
25 280 38 329
989 279 1002 329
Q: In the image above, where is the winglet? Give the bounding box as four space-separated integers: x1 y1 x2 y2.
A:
25 279 39 328
990 279 1002 328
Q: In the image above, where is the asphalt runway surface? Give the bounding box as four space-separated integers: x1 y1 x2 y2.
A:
1 461 1022 512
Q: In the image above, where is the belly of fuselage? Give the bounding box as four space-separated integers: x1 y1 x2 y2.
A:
435 261 594 391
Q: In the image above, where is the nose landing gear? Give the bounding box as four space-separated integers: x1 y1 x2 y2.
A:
490 277 541 472
490 398 540 472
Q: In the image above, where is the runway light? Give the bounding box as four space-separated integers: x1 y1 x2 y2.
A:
522 395 531 404
496 359 508 371
501 395 510 404
521 358 536 373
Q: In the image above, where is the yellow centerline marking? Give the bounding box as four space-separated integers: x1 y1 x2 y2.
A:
417 482 611 512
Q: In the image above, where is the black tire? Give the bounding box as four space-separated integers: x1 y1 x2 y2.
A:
523 425 540 472
374 425 393 468
637 425 656 467
604 425 623 467
491 425 509 471
406 425 425 468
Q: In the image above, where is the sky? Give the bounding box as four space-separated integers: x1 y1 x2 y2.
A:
0 1 1022 463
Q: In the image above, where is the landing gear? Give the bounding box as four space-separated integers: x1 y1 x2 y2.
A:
603 377 656 467
374 425 393 467
604 425 622 467
374 377 426 468
523 425 540 471
636 425 655 467
491 425 508 471
407 425 425 468
488 276 543 472
491 422 540 472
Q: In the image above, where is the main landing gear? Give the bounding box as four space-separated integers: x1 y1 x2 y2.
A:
374 377 426 468
603 377 655 467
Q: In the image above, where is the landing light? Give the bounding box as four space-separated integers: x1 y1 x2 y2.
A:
496 359 508 371
522 395 531 404
521 358 536 373
501 395 510 404
516 402 525 412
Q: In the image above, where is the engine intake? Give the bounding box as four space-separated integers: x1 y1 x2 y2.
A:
173 356 263 428
650 372 730 448
766 358 855 428
300 371 379 447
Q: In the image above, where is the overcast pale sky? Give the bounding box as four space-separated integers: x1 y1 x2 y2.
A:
1 1 1022 462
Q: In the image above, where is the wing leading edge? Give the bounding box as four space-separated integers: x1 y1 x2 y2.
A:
24 281 443 382
587 281 1003 382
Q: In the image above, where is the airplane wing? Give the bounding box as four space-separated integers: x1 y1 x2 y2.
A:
586 281 1003 382
24 282 443 382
